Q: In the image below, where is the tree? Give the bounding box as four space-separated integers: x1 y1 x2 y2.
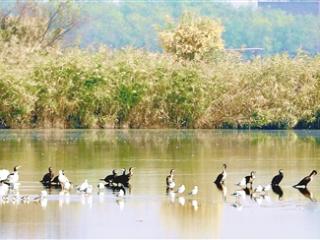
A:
0 0 79 50
158 12 224 61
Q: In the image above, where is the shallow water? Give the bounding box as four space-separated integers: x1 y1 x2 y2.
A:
0 129 319 238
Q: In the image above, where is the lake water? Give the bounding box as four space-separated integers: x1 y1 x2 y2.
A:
0 130 319 238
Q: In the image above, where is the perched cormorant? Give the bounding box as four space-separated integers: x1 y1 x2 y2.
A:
271 169 284 186
166 169 175 189
238 171 256 187
113 167 134 185
214 164 227 184
100 169 117 184
293 170 317 188
40 167 54 186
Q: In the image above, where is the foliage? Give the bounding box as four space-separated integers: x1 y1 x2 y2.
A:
159 13 224 60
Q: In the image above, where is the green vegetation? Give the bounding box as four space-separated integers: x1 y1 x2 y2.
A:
1 2 320 129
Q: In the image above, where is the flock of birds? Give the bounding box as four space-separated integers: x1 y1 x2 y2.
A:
0 164 318 209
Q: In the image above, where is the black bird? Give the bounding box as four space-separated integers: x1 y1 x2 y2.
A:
271 169 284 186
113 167 134 185
40 167 54 186
214 164 227 184
166 169 175 189
293 170 317 188
100 169 117 184
272 185 284 200
238 171 256 187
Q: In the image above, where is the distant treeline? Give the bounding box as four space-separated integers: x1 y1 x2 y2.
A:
75 2 320 56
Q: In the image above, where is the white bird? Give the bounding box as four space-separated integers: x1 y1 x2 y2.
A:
0 169 10 182
77 179 89 192
176 184 185 194
189 186 198 196
58 170 70 190
6 166 21 185
64 181 72 191
85 185 93 194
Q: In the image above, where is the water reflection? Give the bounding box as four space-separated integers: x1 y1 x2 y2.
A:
0 130 320 238
295 188 316 202
272 185 284 200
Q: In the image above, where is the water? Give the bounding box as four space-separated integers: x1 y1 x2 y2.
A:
0 129 319 238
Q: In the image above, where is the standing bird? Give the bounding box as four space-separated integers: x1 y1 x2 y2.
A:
40 167 54 186
77 179 89 192
214 164 227 184
5 166 21 185
175 184 185 194
114 167 134 185
58 170 70 190
238 171 256 187
271 169 284 186
166 169 175 189
189 186 198 196
293 170 317 188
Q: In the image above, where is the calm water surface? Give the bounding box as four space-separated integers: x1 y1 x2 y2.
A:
0 130 319 238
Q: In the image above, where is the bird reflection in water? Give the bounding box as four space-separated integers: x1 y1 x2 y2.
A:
272 185 284 200
214 182 227 201
295 187 316 202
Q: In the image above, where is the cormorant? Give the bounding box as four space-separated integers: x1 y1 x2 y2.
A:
166 169 175 189
293 170 317 188
214 164 227 184
271 169 284 186
100 169 117 184
40 167 54 186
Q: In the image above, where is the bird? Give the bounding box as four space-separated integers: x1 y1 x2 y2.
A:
85 185 93 194
113 167 134 186
166 169 175 189
238 171 256 187
5 166 21 185
175 184 185 194
0 169 10 182
293 170 317 188
189 186 198 196
77 179 89 192
271 169 284 186
58 170 71 190
100 169 117 184
40 167 54 186
214 164 227 184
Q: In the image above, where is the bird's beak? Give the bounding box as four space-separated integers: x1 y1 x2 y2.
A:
16 166 21 169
